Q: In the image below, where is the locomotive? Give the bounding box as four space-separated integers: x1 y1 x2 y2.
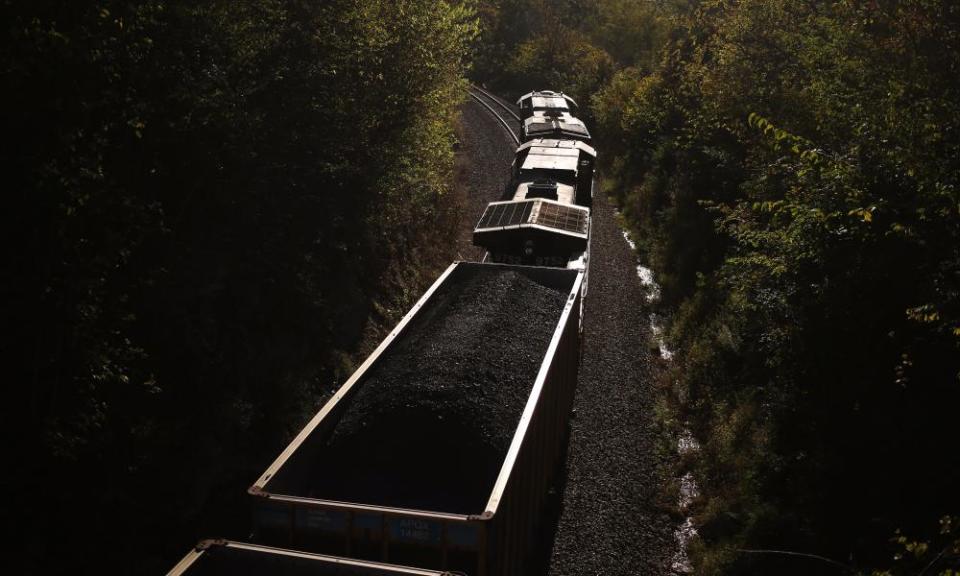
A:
516 90 591 142
516 89 578 119
473 91 595 271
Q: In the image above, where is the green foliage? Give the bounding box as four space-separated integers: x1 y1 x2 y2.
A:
1 1 475 572
468 0 674 113
471 0 959 572
868 516 960 576
588 0 960 574
507 26 615 114
585 0 672 72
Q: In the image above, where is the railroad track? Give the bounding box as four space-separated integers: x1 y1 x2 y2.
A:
470 84 522 123
467 84 521 145
466 84 522 264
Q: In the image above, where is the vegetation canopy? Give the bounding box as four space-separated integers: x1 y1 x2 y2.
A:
474 0 959 574
2 1 475 572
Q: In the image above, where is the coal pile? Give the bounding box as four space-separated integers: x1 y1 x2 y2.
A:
305 266 569 514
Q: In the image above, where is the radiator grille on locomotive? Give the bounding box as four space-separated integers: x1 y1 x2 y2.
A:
475 199 588 237
534 201 588 235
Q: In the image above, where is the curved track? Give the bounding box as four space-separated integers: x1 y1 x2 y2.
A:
454 91 518 261
467 86 521 145
463 87 523 264
469 84 522 123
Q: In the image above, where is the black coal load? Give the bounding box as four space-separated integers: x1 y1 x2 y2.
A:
306 266 568 514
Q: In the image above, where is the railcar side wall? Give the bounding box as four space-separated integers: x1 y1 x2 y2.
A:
486 284 580 574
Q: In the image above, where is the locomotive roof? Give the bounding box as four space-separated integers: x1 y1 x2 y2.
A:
531 95 570 111
520 146 581 174
517 138 597 158
517 90 578 110
514 180 577 205
523 114 591 140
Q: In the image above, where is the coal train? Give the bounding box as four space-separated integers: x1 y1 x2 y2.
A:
167 90 595 576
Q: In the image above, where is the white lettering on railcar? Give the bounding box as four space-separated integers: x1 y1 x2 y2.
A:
397 518 434 542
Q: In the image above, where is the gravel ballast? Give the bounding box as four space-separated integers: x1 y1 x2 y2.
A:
303 266 570 514
454 98 520 261
547 188 675 575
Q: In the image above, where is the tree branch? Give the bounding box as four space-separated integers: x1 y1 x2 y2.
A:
735 548 856 574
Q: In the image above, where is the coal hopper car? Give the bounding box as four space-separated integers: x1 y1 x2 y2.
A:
161 87 593 576
167 540 457 576
248 262 583 576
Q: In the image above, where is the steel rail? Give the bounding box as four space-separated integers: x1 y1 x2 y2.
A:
466 85 519 263
468 89 519 145
469 83 522 122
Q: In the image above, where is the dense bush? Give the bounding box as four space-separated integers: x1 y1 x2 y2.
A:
470 0 958 572
1 1 475 572
470 0 675 115
591 1 960 573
